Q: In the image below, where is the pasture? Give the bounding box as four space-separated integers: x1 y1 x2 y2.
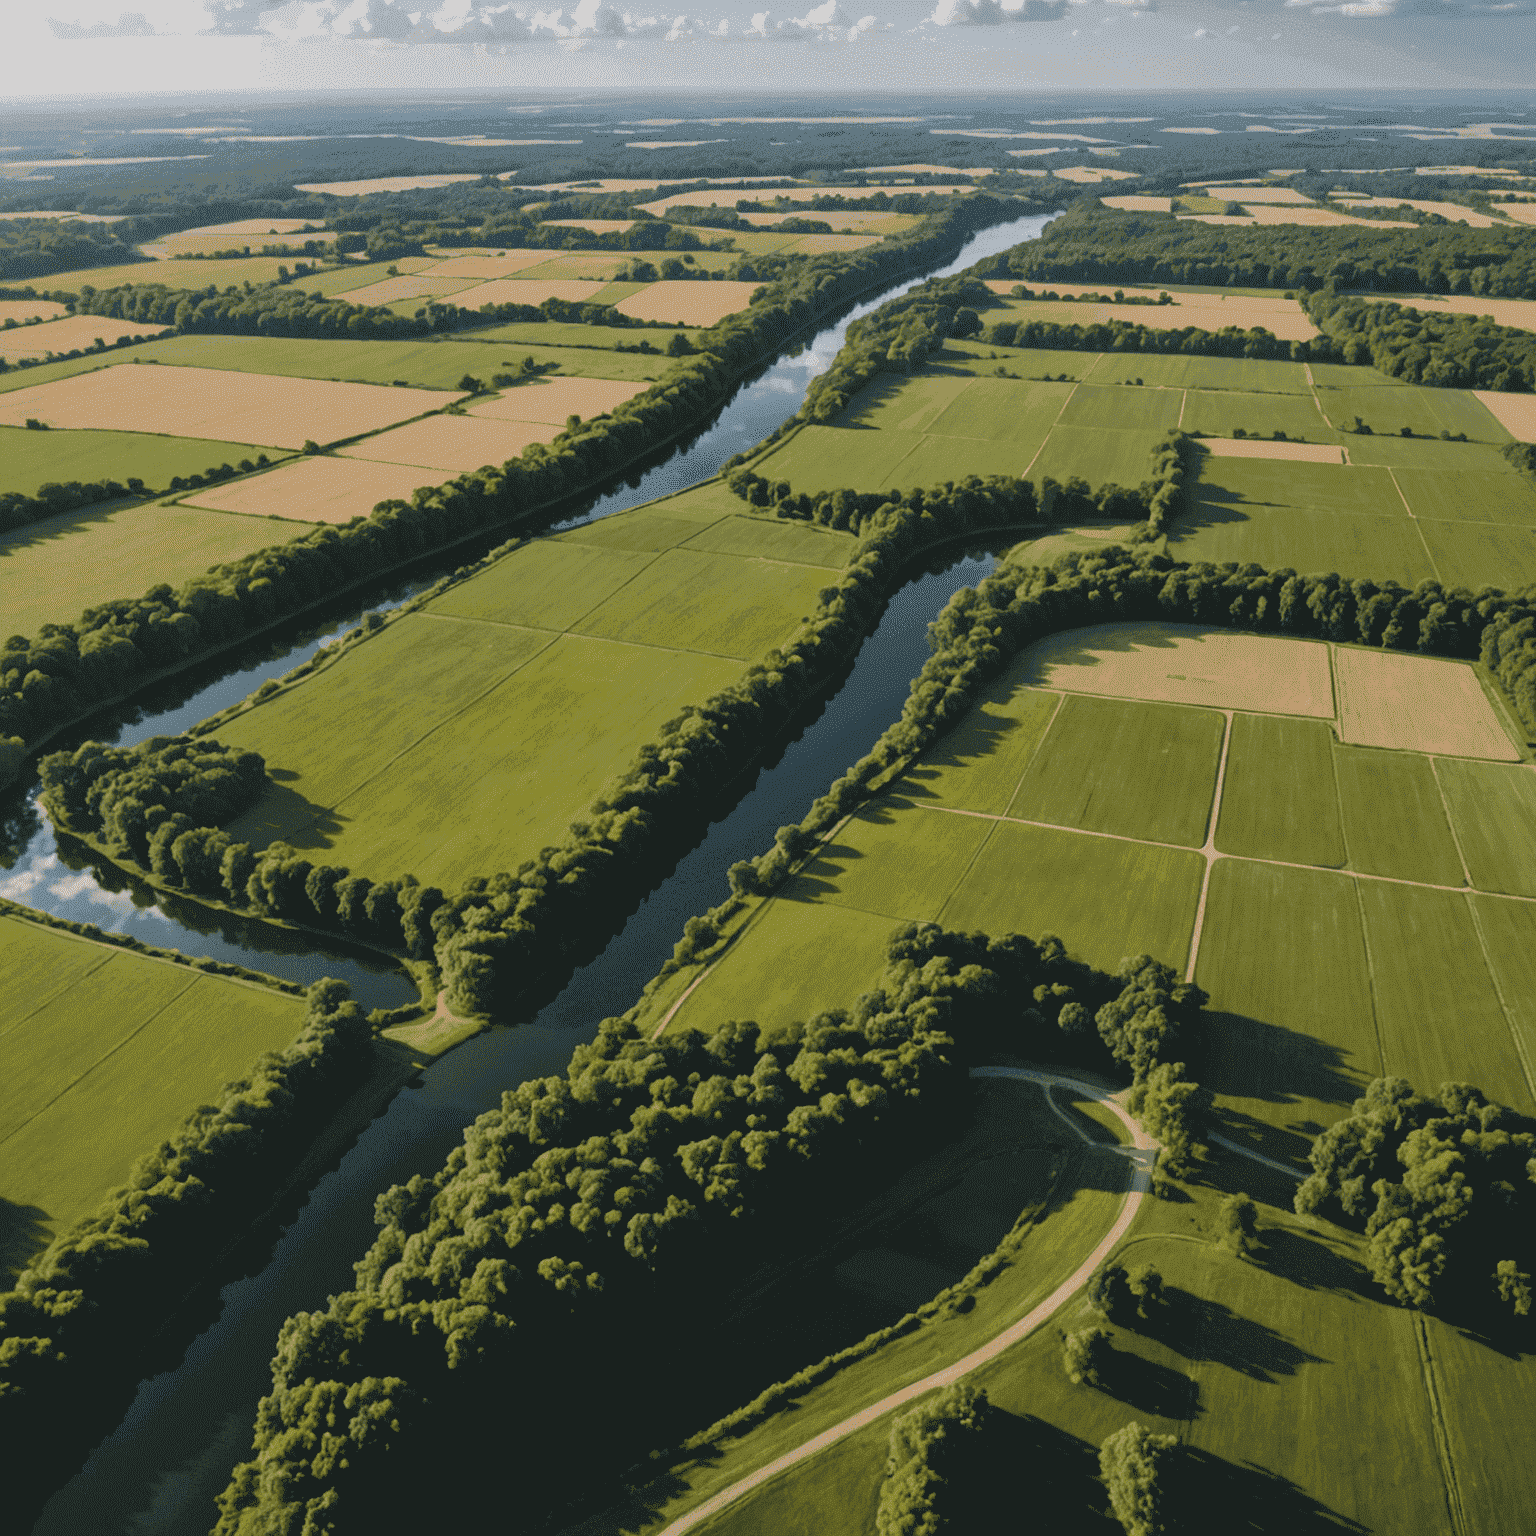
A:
209 487 854 892
1314 383 1508 441
0 314 170 363
0 363 464 450
0 424 275 499
0 916 306 1269
1179 389 1339 443
1 501 305 637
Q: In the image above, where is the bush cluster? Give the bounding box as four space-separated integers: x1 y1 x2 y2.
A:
876 1383 994 1535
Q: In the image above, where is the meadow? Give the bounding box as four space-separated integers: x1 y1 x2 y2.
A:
211 484 854 892
0 915 306 1270
0 500 307 636
647 621 1535 1165
0 424 277 499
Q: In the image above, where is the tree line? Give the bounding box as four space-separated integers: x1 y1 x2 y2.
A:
978 203 1536 301
1295 1075 1536 1322
0 978 373 1527
208 919 1201 1533
1304 290 1536 392
0 218 144 282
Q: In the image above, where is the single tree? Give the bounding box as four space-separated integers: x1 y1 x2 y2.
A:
1063 1323 1109 1387
1100 1420 1178 1536
1218 1192 1259 1257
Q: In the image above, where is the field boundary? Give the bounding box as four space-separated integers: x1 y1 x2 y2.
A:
1185 709 1235 983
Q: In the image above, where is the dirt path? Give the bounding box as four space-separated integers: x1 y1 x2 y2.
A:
652 1067 1157 1536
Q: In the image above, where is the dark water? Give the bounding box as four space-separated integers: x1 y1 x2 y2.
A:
25 211 1056 1536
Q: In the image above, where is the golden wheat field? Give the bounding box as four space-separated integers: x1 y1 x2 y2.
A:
449 278 613 309
1473 391 1536 442
0 298 69 325
0 364 464 448
1203 439 1345 463
0 314 171 363
336 413 562 471
613 280 760 325
183 454 451 524
1333 648 1520 760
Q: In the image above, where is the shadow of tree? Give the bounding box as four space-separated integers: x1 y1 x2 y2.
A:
0 1196 50 1285
1099 1341 1201 1419
1202 1008 1363 1126
1248 1226 1378 1302
1153 1285 1325 1381
1175 1446 1369 1535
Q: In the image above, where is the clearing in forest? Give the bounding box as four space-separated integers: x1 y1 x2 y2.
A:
0 916 306 1267
0 364 465 449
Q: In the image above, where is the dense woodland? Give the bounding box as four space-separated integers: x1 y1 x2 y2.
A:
1304 291 1536 391
1296 1077 1536 1320
207 922 1203 1532
0 217 145 281
984 204 1536 300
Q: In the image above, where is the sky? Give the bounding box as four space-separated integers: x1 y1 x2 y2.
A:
16 0 1536 97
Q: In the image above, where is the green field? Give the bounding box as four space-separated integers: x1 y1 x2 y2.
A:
1 499 304 638
1029 425 1165 490
944 340 1101 381
1433 757 1536 896
1418 519 1536 593
1333 745 1466 885
1315 383 1509 442
1058 383 1185 433
1393 467 1536 526
1214 714 1345 868
0 424 278 499
0 916 306 1274
213 487 853 891
1083 353 1314 393
1180 389 1340 442
44 255 301 291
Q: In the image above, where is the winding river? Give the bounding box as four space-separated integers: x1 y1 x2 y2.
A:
19 210 1056 1535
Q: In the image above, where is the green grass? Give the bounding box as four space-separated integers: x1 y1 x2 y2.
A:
46 255 298 291
1393 467 1536 526
1317 385 1509 442
1333 435 1512 472
679 513 856 568
882 434 1042 490
1180 390 1341 443
1307 362 1411 389
899 376 1073 445
1195 457 1406 518
1467 896 1536 1100
0 424 277 498
1215 714 1346 868
1007 694 1223 848
1083 353 1314 393
571 548 833 660
211 492 840 891
0 500 305 638
940 820 1204 976
1029 426 1165 490
898 686 1061 816
1058 383 1186 433
942 341 1100 381
1169 504 1436 587
1195 859 1381 1161
1434 757 1536 897
1417 519 1536 594
0 917 305 1272
751 424 931 495
1357 880 1535 1112
1333 745 1466 885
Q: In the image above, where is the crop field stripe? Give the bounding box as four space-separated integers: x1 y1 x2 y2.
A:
1462 896 1536 1105
1427 758 1476 889
1020 368 1092 480
280 630 562 839
1413 1312 1470 1536
0 944 114 1040
0 968 200 1151
1184 710 1234 983
1387 465 1446 581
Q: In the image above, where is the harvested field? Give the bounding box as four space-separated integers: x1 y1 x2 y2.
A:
169 218 325 238
786 233 880 254
1003 288 1319 341
1016 622 1335 718
510 254 633 279
540 219 635 234
1099 195 1174 213
1473 389 1536 442
449 278 613 309
0 313 170 363
161 231 332 257
1362 293 1536 334
0 501 306 637
1202 185 1315 203
419 252 554 280
1050 165 1138 182
337 414 560 472
468 375 647 423
0 423 273 499
293 174 484 195
613 281 761 326
1333 646 1518 760
184 455 449 525
0 299 66 324
42 256 296 291
0 919 307 1259
1202 439 1345 463
1352 198 1499 226
340 274 479 307
1250 205 1415 228
0 364 463 449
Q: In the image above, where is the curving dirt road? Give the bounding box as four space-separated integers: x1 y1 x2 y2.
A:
653 1067 1159 1536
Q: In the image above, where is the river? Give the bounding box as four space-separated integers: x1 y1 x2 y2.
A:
22 209 1056 1535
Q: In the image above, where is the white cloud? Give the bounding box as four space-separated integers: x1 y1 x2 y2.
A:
1288 0 1532 13
48 8 158 33
928 0 1065 22
747 0 883 36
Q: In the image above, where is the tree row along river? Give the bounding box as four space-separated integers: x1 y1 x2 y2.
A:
18 211 1055 1535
